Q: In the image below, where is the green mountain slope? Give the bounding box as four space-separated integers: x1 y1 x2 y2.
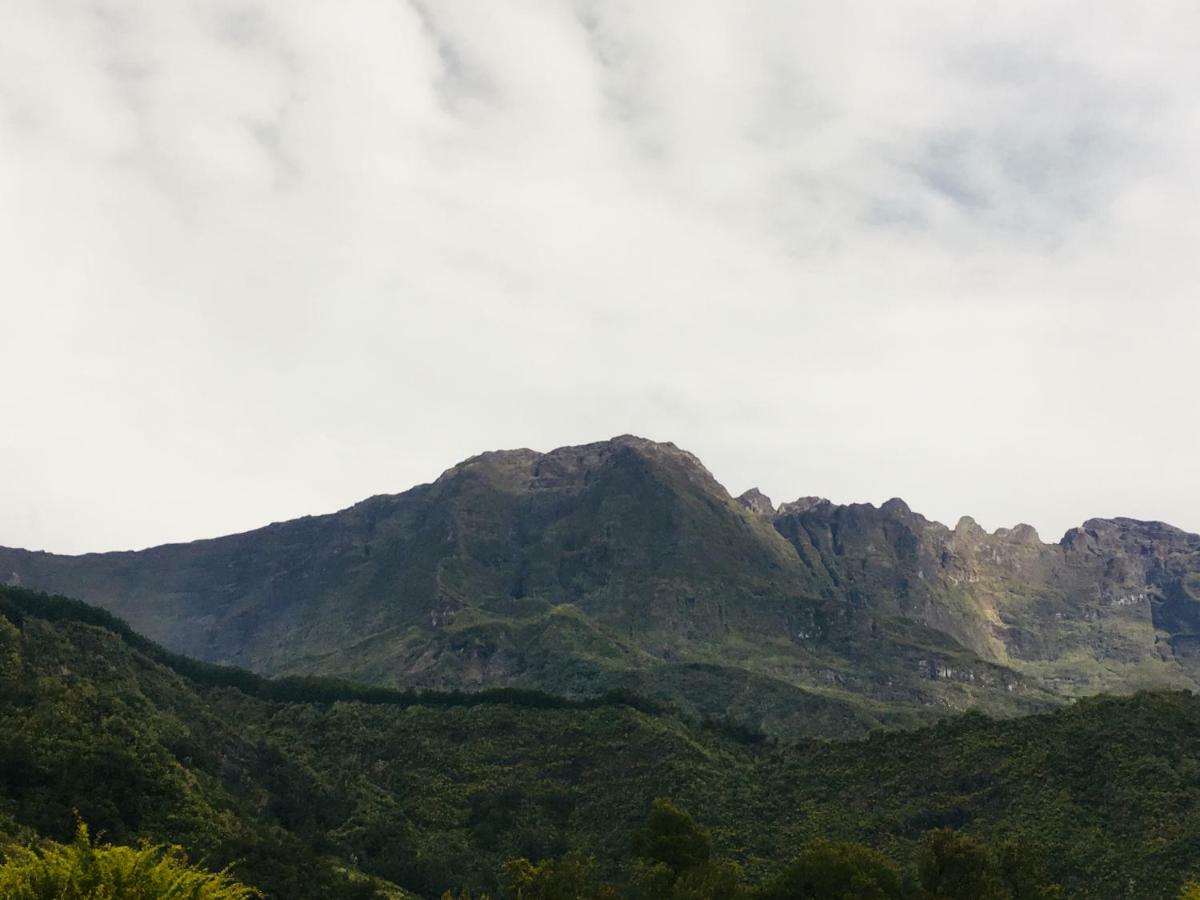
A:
3 585 1200 898
3 436 1199 737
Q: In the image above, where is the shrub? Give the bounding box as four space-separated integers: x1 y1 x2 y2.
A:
758 839 902 900
0 823 259 899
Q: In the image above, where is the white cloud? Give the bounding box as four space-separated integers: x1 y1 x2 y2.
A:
1 0 1198 552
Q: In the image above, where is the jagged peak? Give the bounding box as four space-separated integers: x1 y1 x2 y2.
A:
776 496 831 517
437 435 720 493
436 447 541 485
736 488 775 516
954 515 985 535
444 448 1200 556
879 497 913 517
993 523 1041 545
1076 517 1198 544
953 516 1045 545
1083 516 1180 532
605 435 715 478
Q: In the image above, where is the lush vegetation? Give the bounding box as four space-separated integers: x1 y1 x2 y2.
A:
438 801 1066 899
0 804 1067 900
0 824 257 899
4 585 1200 898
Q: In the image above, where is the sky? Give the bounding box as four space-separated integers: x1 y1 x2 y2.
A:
2 1 1199 554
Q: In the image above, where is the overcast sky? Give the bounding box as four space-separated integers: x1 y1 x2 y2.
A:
2 1 1198 553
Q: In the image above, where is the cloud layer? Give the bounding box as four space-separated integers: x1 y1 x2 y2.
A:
2 0 1199 552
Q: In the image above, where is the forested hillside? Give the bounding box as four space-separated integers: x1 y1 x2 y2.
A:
3 585 1200 898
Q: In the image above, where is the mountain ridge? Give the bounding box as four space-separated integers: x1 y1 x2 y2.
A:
2 435 1198 738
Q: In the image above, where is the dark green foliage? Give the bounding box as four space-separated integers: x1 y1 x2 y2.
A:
994 837 1064 900
628 801 745 900
502 851 616 900
663 860 746 900
633 799 712 877
917 829 1007 900
758 840 902 900
0 585 1191 899
0 586 662 716
625 801 750 900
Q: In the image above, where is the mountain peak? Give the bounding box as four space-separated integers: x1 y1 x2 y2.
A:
736 488 776 516
879 497 913 517
955 515 985 536
776 496 830 517
605 434 716 478
439 436 720 497
994 523 1041 545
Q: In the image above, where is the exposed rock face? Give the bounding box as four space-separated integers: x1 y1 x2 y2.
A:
736 488 776 517
771 499 1200 694
1 435 1198 737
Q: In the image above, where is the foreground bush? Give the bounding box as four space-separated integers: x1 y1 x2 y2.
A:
0 824 258 899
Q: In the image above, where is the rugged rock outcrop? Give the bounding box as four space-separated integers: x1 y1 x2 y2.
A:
771 498 1200 694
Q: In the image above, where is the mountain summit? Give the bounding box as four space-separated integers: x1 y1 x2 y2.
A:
3 436 1199 737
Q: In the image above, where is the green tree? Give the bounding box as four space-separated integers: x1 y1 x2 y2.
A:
502 850 604 900
995 836 1063 900
0 615 20 682
757 839 902 900
629 800 745 900
630 860 675 899
917 828 1007 900
0 823 258 899
670 859 746 900
634 799 713 877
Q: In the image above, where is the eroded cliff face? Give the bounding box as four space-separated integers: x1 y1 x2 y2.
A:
760 492 1200 696
2 436 1198 736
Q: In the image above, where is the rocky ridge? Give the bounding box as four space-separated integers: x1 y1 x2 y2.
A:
3 435 1198 737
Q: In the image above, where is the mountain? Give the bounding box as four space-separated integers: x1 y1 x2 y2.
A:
3 584 1200 899
3 435 1199 737
766 497 1200 696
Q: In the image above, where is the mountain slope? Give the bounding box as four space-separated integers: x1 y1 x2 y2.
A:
0 438 1049 737
4 436 1199 735
765 496 1200 696
3 585 1200 899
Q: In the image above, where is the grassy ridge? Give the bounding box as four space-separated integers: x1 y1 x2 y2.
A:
0 587 666 715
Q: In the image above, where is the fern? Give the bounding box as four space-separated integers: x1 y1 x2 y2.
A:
0 823 259 899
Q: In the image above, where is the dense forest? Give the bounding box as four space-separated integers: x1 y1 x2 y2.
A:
3 585 1200 898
